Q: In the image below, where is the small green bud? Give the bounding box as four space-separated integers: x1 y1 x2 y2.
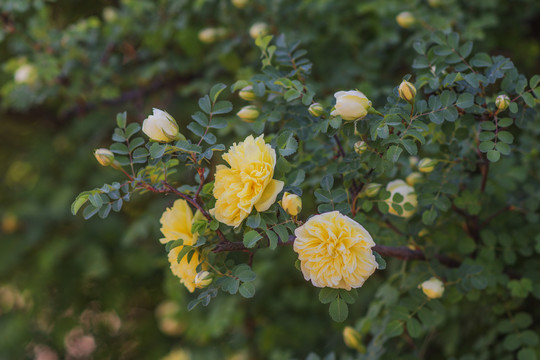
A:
418 158 437 173
239 86 257 101
354 141 368 155
398 80 416 103
364 183 382 197
495 94 510 112
308 103 324 117
237 105 260 122
94 148 115 167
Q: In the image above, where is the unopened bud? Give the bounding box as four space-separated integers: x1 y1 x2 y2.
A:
364 183 382 198
354 141 368 155
409 156 419 168
95 148 115 167
398 80 416 103
418 228 429 237
239 86 256 101
396 12 415 29
194 271 212 288
198 28 227 43
308 103 324 117
237 105 260 122
249 22 269 39
280 192 302 216
343 326 365 353
406 172 423 186
232 0 249 9
419 277 445 299
14 64 38 85
495 94 510 112
418 158 437 173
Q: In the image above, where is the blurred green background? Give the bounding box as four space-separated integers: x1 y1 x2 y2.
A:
1 0 539 359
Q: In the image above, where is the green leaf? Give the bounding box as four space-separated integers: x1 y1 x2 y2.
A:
212 100 233 115
487 150 500 162
385 320 404 338
266 230 278 250
125 123 141 139
497 131 514 144
82 205 99 220
209 83 227 103
456 93 474 108
319 288 339 304
522 93 536 107
373 251 386 270
329 297 348 322
239 282 256 298
406 318 422 338
71 193 89 215
422 209 437 225
273 224 289 243
386 145 403 163
459 41 473 58
243 230 263 248
321 175 334 191
246 213 261 228
198 95 212 114
529 74 540 89
517 348 537 360
149 143 166 159
470 53 492 67
479 141 495 153
116 111 127 128
234 264 256 282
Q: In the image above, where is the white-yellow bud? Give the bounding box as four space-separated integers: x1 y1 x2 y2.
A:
239 86 257 101
308 103 324 117
495 94 510 112
396 12 415 29
102 7 118 22
385 180 418 218
280 192 302 216
409 156 419 168
237 105 260 122
398 80 416 103
14 64 38 85
198 28 227 43
343 326 366 353
419 277 445 299
364 183 382 198
194 271 212 289
232 0 249 9
94 148 115 167
142 108 183 143
331 90 372 121
249 22 269 39
406 172 423 186
418 158 437 173
354 141 368 155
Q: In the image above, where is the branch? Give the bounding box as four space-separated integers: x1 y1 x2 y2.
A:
213 235 461 268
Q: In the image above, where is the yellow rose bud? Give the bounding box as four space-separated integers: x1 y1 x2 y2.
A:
280 192 302 216
294 211 378 289
237 105 260 122
308 103 324 117
396 11 415 28
418 228 429 237
419 277 445 299
406 172 423 186
409 156 419 168
232 0 249 8
354 141 368 155
198 28 227 43
2 213 18 234
102 7 118 22
194 271 212 288
331 90 372 121
364 183 382 197
343 326 366 353
398 80 416 103
94 148 115 167
14 64 38 85
385 180 418 218
249 22 269 39
418 158 437 173
495 94 510 112
142 108 183 143
428 0 444 7
239 86 257 101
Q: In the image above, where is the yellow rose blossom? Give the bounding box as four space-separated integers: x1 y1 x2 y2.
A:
159 199 198 245
168 247 205 293
212 135 284 227
159 199 206 293
293 211 378 290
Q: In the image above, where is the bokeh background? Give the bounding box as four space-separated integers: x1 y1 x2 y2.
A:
1 0 540 359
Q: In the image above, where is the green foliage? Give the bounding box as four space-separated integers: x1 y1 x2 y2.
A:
2 1 540 359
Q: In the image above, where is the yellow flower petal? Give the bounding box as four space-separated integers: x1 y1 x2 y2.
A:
254 179 284 212
159 199 197 245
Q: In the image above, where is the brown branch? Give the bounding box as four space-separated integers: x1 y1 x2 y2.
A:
481 205 512 227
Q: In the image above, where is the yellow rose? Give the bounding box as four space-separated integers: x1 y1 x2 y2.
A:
385 180 418 218
293 211 378 290
159 199 198 245
419 277 445 299
212 135 284 227
160 199 206 292
142 108 183 143
331 90 372 121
